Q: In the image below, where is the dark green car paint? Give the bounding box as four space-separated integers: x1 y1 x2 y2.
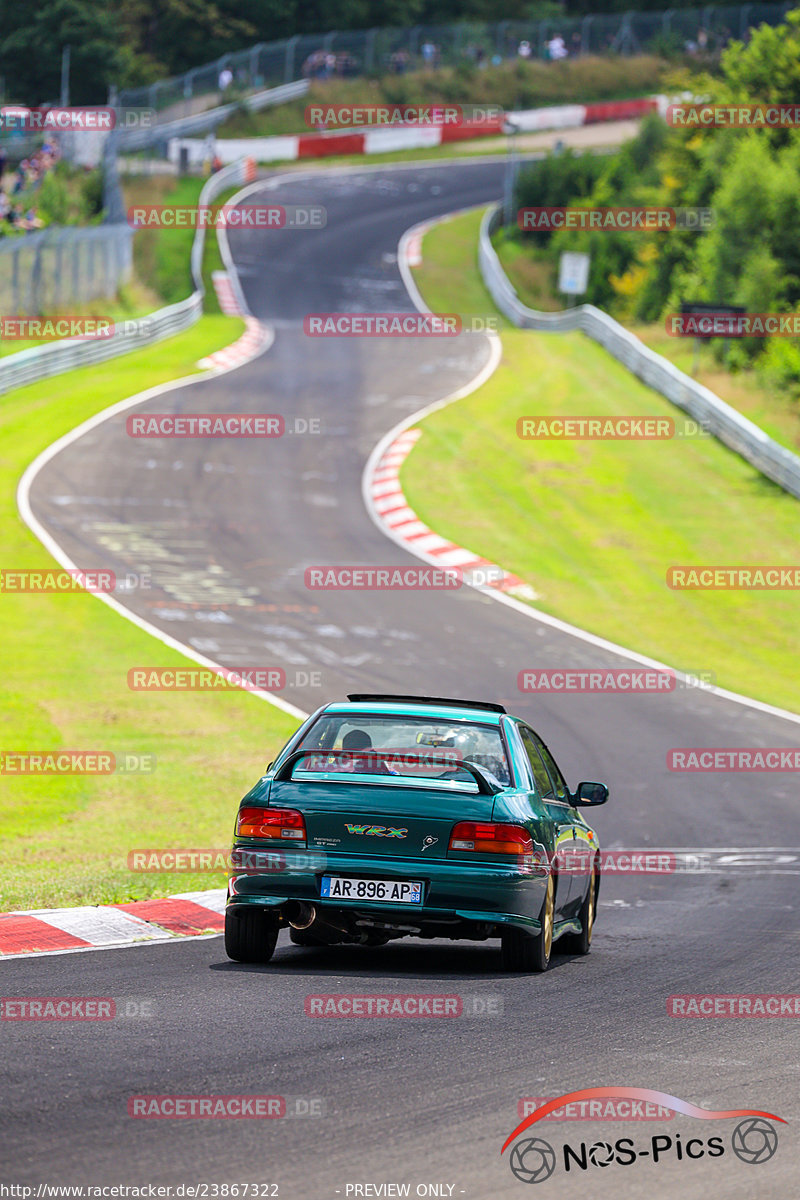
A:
226 700 606 943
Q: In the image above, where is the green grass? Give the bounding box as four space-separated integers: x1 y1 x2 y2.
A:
494 229 800 456
0 176 234 362
0 311 300 912
218 56 679 140
404 208 800 713
124 175 236 311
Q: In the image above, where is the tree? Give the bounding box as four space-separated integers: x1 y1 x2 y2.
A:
0 0 121 104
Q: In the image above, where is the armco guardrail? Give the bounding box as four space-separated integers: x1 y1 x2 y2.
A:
479 204 800 502
0 224 133 316
0 157 255 398
115 80 309 153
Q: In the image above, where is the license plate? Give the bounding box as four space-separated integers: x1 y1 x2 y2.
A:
320 876 423 904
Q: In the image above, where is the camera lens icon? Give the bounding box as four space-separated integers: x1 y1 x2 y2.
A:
509 1137 557 1184
731 1118 778 1165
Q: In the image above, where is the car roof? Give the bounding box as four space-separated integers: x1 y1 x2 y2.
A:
321 701 504 726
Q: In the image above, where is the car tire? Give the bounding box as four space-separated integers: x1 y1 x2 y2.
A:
224 907 279 963
500 874 554 973
560 867 597 956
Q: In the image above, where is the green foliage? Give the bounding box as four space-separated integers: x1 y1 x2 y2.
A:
0 0 121 105
758 337 800 400
503 8 800 397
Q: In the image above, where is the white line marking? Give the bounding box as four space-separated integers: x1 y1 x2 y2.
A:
362 207 800 729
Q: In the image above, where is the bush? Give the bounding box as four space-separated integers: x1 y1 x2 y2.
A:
758 337 800 401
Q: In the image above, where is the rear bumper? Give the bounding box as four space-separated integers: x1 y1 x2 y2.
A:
227 845 548 931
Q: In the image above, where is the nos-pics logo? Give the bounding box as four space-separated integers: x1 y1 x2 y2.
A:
502 1088 782 1184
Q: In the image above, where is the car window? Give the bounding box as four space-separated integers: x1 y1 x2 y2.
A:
519 726 554 798
296 713 511 785
532 734 569 802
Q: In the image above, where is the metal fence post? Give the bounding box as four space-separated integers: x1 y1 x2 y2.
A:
364 28 377 72
55 237 63 309
72 236 80 305
285 36 299 83
11 243 19 314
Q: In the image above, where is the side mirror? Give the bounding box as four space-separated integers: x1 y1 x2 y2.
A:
265 761 274 773
574 781 608 806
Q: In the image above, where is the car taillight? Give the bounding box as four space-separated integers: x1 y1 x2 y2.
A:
448 821 533 859
236 806 306 843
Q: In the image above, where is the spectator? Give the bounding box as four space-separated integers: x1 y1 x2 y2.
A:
302 50 328 79
518 39 532 59
218 67 233 91
697 27 709 51
12 161 28 194
421 40 436 68
21 207 43 231
0 146 6 185
547 34 568 60
0 189 9 220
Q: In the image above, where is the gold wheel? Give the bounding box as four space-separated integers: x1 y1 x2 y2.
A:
586 870 595 945
543 875 554 959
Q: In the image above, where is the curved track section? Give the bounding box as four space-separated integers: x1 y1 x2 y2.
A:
9 161 800 1195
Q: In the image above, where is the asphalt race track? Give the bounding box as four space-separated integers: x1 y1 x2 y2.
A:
9 160 800 1197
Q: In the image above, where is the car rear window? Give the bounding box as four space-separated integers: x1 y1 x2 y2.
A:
295 713 511 786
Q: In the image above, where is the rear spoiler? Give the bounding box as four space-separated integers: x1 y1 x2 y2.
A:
273 749 501 795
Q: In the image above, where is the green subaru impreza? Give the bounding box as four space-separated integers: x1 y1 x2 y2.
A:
225 694 608 972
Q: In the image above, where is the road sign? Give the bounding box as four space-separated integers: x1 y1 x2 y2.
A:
558 251 590 296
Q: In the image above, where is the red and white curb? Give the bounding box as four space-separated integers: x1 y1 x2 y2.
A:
0 890 227 959
367 427 535 597
197 314 271 371
171 96 662 167
211 269 242 315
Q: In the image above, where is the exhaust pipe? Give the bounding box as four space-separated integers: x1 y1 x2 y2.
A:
285 900 316 930
283 901 359 942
